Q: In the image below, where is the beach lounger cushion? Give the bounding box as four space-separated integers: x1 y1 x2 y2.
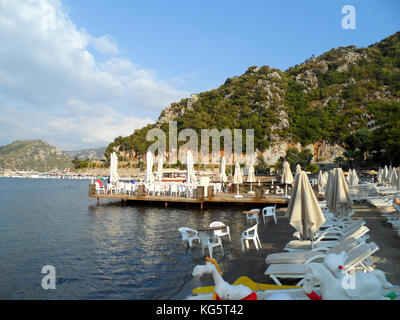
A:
266 238 360 265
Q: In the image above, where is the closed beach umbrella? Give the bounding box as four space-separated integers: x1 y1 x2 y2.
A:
145 150 155 184
390 169 398 188
388 165 393 182
396 168 400 191
110 152 119 184
186 150 197 184
281 161 294 196
247 158 256 194
324 171 329 184
233 161 243 198
345 171 351 185
295 164 302 178
287 171 326 241
233 161 243 184
156 156 164 182
350 169 359 186
383 165 389 183
377 167 383 184
324 169 336 212
317 170 326 192
329 168 354 219
220 156 228 183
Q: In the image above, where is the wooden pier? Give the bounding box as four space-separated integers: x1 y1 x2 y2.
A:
88 184 289 210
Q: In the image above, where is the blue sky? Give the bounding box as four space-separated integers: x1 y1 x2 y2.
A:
0 0 399 150
65 0 400 93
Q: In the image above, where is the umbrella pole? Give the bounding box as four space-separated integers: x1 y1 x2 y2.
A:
285 184 288 196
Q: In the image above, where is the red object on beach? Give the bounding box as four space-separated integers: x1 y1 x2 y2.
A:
96 179 103 187
305 291 322 300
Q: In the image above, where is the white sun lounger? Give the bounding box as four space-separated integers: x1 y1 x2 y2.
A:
265 238 361 265
264 242 379 286
314 219 365 237
284 225 369 252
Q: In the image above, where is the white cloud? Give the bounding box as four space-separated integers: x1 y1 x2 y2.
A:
0 0 188 150
91 34 119 56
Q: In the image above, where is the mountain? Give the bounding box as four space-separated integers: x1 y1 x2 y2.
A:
0 140 73 172
106 31 400 165
62 147 106 161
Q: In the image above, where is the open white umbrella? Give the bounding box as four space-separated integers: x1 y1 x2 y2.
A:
233 161 243 198
287 171 326 241
186 150 197 184
110 152 119 185
156 156 164 182
281 161 294 196
220 156 228 183
328 168 354 219
145 150 155 184
247 159 256 194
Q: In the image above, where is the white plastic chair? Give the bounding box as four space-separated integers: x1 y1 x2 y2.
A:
209 221 231 242
147 184 155 196
198 233 224 259
214 183 222 194
124 183 132 195
107 183 116 194
178 227 200 248
170 184 178 196
241 223 262 251
262 205 277 224
131 183 138 195
95 182 105 194
246 209 260 225
117 182 124 194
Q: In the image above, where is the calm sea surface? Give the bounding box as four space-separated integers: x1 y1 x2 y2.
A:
0 178 250 299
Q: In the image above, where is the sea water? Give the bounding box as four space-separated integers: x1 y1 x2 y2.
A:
0 178 249 299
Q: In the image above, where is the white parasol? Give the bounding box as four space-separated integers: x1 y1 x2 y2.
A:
287 171 326 241
328 168 354 219
390 169 398 189
281 161 294 196
383 165 389 183
186 150 197 184
145 150 155 184
233 161 243 198
317 170 326 193
247 159 256 194
220 156 228 183
294 164 302 179
377 167 382 184
110 152 119 185
156 156 164 182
